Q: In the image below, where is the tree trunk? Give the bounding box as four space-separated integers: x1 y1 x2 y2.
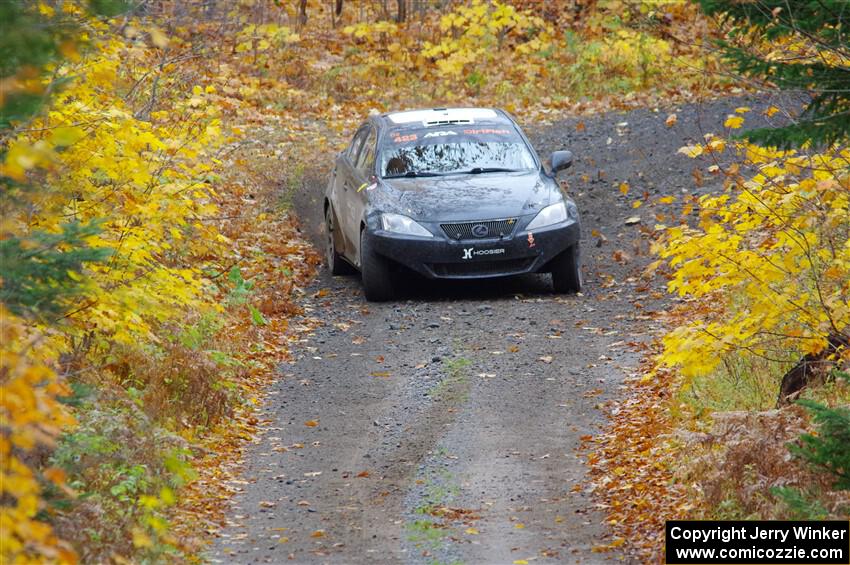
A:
396 0 407 23
299 0 308 25
777 333 849 406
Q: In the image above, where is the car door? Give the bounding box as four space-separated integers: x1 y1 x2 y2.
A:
349 126 377 265
333 125 369 259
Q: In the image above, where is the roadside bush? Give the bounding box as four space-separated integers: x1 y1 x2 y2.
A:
676 407 849 520
49 396 195 562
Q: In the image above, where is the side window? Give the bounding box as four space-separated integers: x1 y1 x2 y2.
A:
347 127 368 162
355 128 377 175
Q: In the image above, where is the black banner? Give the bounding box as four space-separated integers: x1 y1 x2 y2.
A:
666 520 849 564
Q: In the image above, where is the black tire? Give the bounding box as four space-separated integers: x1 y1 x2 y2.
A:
551 244 583 294
360 230 395 302
325 206 355 275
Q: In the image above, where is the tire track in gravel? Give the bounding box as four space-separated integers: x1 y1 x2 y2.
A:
209 95 782 564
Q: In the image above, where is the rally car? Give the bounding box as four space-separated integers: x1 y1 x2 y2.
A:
323 107 582 301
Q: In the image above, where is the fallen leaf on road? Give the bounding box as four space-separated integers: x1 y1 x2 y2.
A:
477 372 496 378
356 471 370 478
514 523 525 529
665 113 677 127
539 355 553 363
259 501 276 508
465 527 479 535
370 371 390 378
304 420 318 427
311 530 325 538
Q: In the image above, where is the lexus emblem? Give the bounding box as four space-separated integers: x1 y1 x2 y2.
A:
471 224 489 238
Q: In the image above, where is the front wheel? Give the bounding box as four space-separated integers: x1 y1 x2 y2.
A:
551 244 583 294
360 231 396 302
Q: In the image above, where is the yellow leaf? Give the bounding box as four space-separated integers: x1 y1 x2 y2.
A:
132 528 153 548
465 527 479 535
619 182 629 196
678 144 703 158
149 27 169 48
49 126 85 148
724 115 744 129
632 200 642 209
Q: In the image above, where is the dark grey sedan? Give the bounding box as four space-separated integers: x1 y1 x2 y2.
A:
324 107 582 301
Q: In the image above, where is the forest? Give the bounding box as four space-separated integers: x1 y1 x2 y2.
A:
1 0 848 563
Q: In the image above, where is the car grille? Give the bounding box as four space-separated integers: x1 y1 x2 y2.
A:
440 218 518 240
430 257 534 277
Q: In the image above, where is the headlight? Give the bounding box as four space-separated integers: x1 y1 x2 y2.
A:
527 201 575 230
381 213 433 237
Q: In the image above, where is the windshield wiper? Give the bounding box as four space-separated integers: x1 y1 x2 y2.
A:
383 171 444 178
462 167 522 174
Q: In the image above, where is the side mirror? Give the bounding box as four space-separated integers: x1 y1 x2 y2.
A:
550 150 573 173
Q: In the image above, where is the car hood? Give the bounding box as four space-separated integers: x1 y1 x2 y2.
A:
380 171 555 222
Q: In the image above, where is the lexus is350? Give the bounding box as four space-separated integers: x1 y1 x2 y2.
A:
324 107 582 301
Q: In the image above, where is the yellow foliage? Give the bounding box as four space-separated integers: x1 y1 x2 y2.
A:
657 139 850 377
1 12 230 561
421 0 551 77
5 36 225 347
0 307 77 564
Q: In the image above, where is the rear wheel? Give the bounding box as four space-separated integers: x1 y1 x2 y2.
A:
551 244 583 294
325 206 355 275
360 230 395 302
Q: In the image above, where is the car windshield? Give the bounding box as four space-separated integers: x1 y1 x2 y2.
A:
379 126 536 178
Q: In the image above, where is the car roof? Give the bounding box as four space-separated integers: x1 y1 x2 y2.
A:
377 107 513 131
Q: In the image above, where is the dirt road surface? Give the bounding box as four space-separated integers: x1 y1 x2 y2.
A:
209 96 776 564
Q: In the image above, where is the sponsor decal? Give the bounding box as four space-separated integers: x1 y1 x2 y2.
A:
462 247 506 260
391 133 418 143
527 232 536 248
463 128 510 135
423 130 457 138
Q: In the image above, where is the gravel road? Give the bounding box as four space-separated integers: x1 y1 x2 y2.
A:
209 95 780 564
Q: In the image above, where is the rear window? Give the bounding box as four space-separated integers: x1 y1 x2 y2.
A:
379 126 536 178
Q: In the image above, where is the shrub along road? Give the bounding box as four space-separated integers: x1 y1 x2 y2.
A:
209 96 777 564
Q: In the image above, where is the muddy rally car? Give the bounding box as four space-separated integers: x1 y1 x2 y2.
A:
324 107 582 301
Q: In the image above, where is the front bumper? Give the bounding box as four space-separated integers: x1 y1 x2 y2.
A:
364 220 580 279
